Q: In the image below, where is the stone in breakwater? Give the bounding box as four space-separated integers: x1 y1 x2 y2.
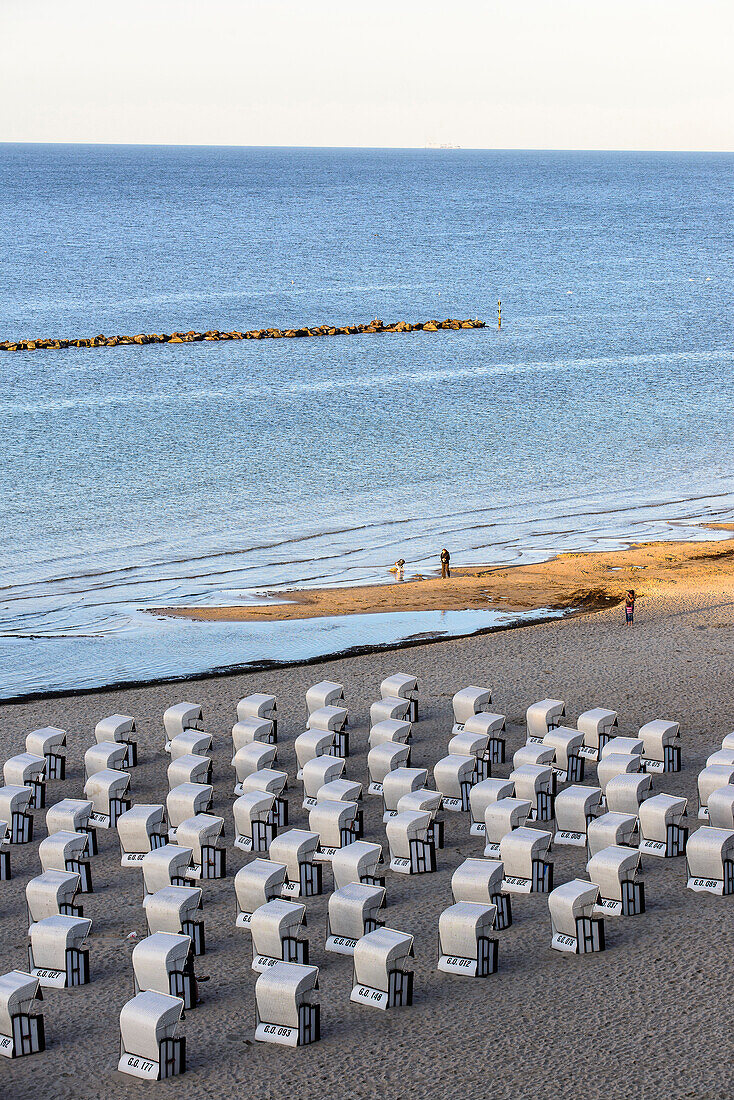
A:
0 318 486 352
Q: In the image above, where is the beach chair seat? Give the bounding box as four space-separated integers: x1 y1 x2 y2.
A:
0 971 45 1058
638 793 688 857
510 763 555 821
269 829 322 897
386 810 436 875
452 686 492 736
309 799 361 860
451 856 511 928
175 814 226 879
544 727 586 784
587 811 638 856
381 766 428 820
233 791 278 853
240 769 289 826
554 785 602 846
28 914 91 987
232 718 275 752
301 755 345 810
686 826 734 895
39 831 93 893
83 769 131 829
526 698 565 744
500 827 553 893
326 883 385 955
46 798 96 854
462 712 506 764
697 764 734 821
577 707 618 761
255 962 320 1046
306 680 344 714
143 885 205 955
94 714 137 767
167 753 211 791
118 990 185 1079
0 786 34 844
250 899 309 971
142 845 195 899
706 784 734 830
331 841 385 891
351 927 414 1009
433 754 476 812
639 719 681 773
368 719 412 751
118 805 168 866
548 879 605 953
3 755 46 809
367 742 411 797
234 859 288 929
25 726 67 780
483 797 532 856
380 674 418 722
26 870 83 927
294 729 336 781
166 783 213 834
132 932 198 1009
604 773 652 816
597 753 641 794
167 730 212 761
469 778 514 836
306 705 349 757
438 901 498 977
237 693 277 740
586 845 644 915
163 702 202 749
317 777 362 803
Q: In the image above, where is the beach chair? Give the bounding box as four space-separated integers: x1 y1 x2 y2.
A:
240 768 289 827
395 787 444 848
306 705 349 757
380 674 418 722
577 707 618 761
433 754 476 812
269 829 323 898
639 719 681 773
38 831 93 893
544 727 586 783
526 698 565 744
0 787 34 844
83 769 131 829
483 797 531 857
370 697 411 725
118 990 185 1079
233 791 278 852
254 962 320 1046
597 753 641 795
301 755 345 809
386 810 436 874
166 783 213 835
331 841 385 891
586 845 644 915
118 805 168 866
309 799 361 859
167 753 211 792
3 755 46 810
686 826 734 895
317 777 362 803
250 899 309 971
447 729 492 782
143 886 205 955
451 856 511 929
25 726 67 780
46 798 97 854
587 811 638 856
306 680 344 715
167 730 212 761
513 743 556 770
163 702 202 749
294 729 336 781
510 764 555 821
600 736 644 759
0 971 45 1058
175 814 226 879
381 766 428 820
462 712 506 765
132 932 198 1009
706 749 734 768
368 719 412 751
83 741 127 782
605 773 652 816
232 718 275 752
548 879 605 953
351 928 414 1009
142 845 195 899
437 901 498 977
94 714 137 767
234 859 287 929
554 785 602 846
721 732 734 751
237 693 277 740
469 778 514 836
706 784 734 830
638 793 688 857
500 827 553 893
452 686 492 736
697 764 734 820
326 883 385 955
26 870 83 928
28 914 91 987
367 742 411 797
0 821 10 880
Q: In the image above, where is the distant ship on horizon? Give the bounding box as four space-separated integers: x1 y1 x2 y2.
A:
425 141 461 149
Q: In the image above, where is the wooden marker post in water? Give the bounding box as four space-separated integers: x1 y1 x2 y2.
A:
498 300 502 329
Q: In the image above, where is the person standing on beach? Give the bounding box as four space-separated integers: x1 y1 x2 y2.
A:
440 548 451 578
625 589 636 624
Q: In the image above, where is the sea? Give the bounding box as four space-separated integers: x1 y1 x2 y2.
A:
1 145 732 699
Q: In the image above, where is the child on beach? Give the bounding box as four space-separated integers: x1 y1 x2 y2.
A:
440 548 451 578
625 590 635 624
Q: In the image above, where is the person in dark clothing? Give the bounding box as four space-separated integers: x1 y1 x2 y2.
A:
440 548 451 578
625 590 635 624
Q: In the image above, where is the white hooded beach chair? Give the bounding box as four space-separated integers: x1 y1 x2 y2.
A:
587 811 638 856
141 845 195 899
26 870 82 928
433 754 476 812
309 800 361 859
513 743 556 770
395 788 444 848
163 702 202 749
597 753 641 794
167 730 212 761
381 766 428 820
448 729 492 782
301 755 345 809
233 791 278 852
0 971 45 1058
269 829 322 897
686 826 734 895
143 885 205 954
638 794 687 857
548 879 605 954
28 914 91 987
306 705 349 757
132 932 197 1010
46 798 96 854
386 810 436 875
167 753 211 791
94 714 137 767
118 805 168 866
38 831 93 893
25 726 67 780
721 732 734 750
232 718 274 752
706 785 734 830
605 773 652 816
250 899 309 971
326 883 385 955
600 736 644 760
166 783 213 834
437 902 498 977
368 719 412 751
451 857 511 929
452 686 492 736
544 727 586 784
469 778 515 836
241 768 289 827
234 859 287 929
351 927 414 1009
586 845 644 915
118 990 185 1079
254 961 320 1046
370 697 411 726
526 698 565 744
697 764 734 821
83 741 127 782
577 707 618 761
380 674 418 722
306 680 344 714
483 798 532 857
510 764 554 821
554 785 602 846
706 749 734 768
237 693 277 740
331 841 385 891
294 729 336 781
0 786 34 844
367 742 411 797
83 768 131 829
3 755 46 810
318 777 363 803
175 814 226 879
463 712 506 766
639 719 681 773
500 827 553 893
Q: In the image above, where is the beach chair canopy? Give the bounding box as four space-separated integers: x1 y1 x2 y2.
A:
331 841 383 890
317 778 362 803
163 702 202 739
587 812 638 856
46 798 93 835
309 800 358 846
143 886 202 932
638 793 686 841
30 914 91 967
142 845 194 895
234 859 287 914
576 708 618 748
328 882 385 940
241 768 288 797
499 827 552 878
439 901 496 957
555 785 602 832
397 788 442 816
83 768 130 809
484 798 532 842
255 962 319 1029
605 773 652 815
306 681 344 714
451 857 504 903
526 699 565 738
38 831 88 872
597 753 641 791
232 719 273 752
118 805 167 853
237 694 277 722
175 814 224 861
26 870 81 923
548 878 599 937
3 753 45 787
302 755 345 798
380 674 417 701
586 845 640 899
294 730 335 773
600 736 644 760
381 767 428 811
168 730 212 761
386 810 431 858
94 714 135 744
433 754 476 798
469 779 515 822
0 971 42 1035
0 785 33 819
26 726 66 756
132 932 191 995
251 900 306 957
686 826 734 879
368 719 411 749
167 754 210 789
269 830 319 876
707 785 734 829
368 743 410 785
353 928 413 991
453 687 492 725
166 783 212 827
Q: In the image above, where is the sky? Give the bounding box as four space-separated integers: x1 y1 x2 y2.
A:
2 0 733 150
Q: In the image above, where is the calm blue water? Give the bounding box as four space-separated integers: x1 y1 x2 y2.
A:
0 145 732 698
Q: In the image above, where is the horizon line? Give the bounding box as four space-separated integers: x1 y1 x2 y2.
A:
0 141 732 155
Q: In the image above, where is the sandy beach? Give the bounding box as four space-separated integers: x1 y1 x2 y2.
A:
2 546 733 1100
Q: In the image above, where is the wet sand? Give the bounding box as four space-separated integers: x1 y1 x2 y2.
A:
2 564 734 1099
